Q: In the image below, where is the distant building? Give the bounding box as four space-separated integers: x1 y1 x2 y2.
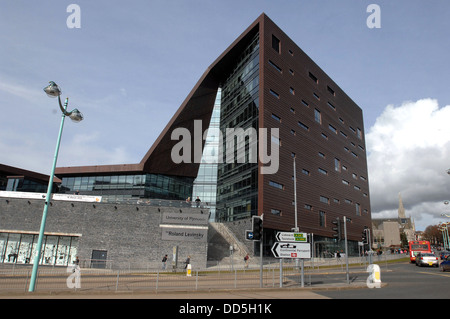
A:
372 194 415 249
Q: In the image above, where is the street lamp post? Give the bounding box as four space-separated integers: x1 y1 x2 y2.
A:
28 82 83 292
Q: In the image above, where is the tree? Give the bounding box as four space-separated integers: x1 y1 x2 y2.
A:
423 225 443 246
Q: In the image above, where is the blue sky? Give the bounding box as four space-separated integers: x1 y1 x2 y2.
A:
1 1 450 230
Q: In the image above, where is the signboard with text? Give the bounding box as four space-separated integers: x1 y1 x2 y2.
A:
276 232 308 243
271 242 311 259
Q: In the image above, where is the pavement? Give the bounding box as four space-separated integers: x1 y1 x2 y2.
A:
0 271 385 299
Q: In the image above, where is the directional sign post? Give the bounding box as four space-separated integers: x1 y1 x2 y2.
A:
271 242 311 259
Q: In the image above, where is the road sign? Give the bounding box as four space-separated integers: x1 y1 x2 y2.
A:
271 242 311 259
276 232 308 243
245 230 254 240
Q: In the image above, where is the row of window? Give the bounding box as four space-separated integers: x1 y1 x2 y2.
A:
270 87 364 158
268 178 368 217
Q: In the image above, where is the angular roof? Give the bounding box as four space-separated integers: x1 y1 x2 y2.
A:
55 14 265 178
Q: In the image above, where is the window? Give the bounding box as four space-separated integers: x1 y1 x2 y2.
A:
271 209 281 216
298 121 309 130
269 180 284 190
302 169 310 176
314 109 321 124
327 102 336 111
313 92 320 100
301 99 309 107
327 85 335 96
320 196 329 204
342 179 349 185
289 69 294 75
329 124 337 134
321 133 328 139
304 204 313 210
309 72 318 83
318 152 325 158
357 128 362 139
290 107 295 113
270 89 279 99
271 113 281 122
268 60 282 73
290 129 296 136
288 49 294 56
355 203 361 216
272 35 280 53
318 168 327 175
334 158 341 172
319 211 326 227
290 87 295 95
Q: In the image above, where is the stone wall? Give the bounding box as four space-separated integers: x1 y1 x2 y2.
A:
0 197 208 269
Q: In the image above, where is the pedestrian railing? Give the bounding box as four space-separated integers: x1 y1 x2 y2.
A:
0 254 408 293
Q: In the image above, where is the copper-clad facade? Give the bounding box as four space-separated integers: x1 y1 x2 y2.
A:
55 14 371 248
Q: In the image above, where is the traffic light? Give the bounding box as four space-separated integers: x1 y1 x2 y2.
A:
332 218 341 242
252 216 263 241
362 227 368 244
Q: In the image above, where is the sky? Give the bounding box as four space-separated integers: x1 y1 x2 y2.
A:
1 0 450 231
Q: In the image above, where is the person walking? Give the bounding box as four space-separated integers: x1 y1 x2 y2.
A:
244 254 250 268
162 254 168 269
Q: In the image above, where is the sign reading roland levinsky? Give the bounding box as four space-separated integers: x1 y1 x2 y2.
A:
160 212 208 242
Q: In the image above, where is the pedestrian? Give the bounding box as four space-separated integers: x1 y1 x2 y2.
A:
195 196 201 207
184 256 191 269
162 254 168 269
244 254 249 268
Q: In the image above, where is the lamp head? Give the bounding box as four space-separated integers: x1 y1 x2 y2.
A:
43 81 62 98
68 109 84 122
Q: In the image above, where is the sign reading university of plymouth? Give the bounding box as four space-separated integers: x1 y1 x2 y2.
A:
160 212 208 242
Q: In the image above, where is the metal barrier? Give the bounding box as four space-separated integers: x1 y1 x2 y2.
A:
0 254 408 293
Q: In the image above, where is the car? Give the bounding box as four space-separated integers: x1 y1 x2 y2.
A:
440 256 450 272
440 251 450 260
415 252 439 267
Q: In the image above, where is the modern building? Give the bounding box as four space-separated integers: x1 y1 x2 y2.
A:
2 13 371 260
0 164 60 193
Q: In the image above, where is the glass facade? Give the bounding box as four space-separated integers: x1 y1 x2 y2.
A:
192 89 221 220
0 232 79 266
60 174 193 203
6 178 48 193
216 33 260 222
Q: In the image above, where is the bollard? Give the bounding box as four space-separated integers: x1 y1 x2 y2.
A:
186 264 192 277
366 264 381 288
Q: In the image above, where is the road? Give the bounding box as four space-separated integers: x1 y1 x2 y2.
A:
314 261 450 299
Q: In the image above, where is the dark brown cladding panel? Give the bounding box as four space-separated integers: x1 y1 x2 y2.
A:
258 15 371 239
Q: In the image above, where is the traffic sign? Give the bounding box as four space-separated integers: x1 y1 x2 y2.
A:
276 232 308 243
271 242 311 259
245 230 254 241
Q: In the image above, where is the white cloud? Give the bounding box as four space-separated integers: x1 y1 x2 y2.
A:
367 99 450 230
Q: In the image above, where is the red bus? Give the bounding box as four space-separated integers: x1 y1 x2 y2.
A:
409 241 431 262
